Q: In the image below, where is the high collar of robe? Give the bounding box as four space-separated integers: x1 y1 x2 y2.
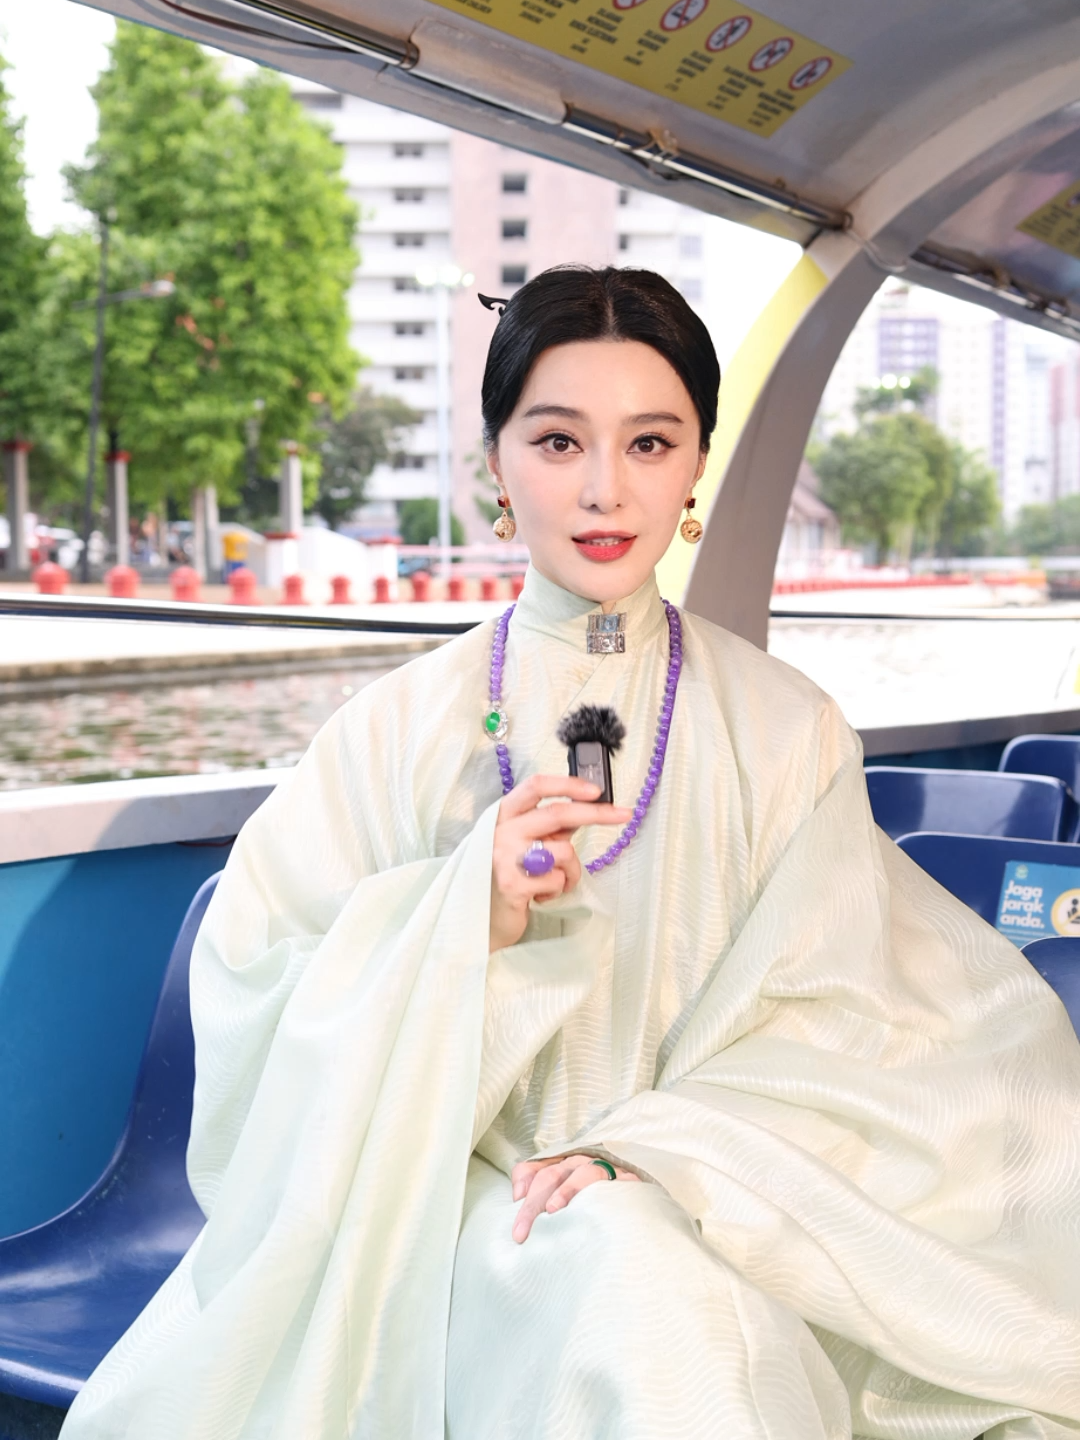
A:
509 563 669 654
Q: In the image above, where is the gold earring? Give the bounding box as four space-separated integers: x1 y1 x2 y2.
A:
680 496 702 544
493 490 516 542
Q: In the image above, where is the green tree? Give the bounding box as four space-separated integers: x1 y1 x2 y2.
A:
937 447 1000 556
0 53 48 444
1010 494 1080 556
314 390 420 530
54 22 359 513
812 416 933 562
399 498 464 547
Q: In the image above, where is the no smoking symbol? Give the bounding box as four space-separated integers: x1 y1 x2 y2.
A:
705 15 751 52
748 36 793 71
789 56 832 90
661 0 707 32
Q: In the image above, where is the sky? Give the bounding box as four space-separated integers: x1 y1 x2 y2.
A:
0 0 114 232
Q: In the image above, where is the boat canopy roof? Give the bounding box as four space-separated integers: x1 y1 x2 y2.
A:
82 0 1080 339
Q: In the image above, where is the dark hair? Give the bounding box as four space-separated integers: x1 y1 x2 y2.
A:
481 266 720 452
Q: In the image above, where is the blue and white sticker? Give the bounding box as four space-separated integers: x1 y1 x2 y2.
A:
996 860 1080 944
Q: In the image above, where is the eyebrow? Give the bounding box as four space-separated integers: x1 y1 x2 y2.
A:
521 404 685 426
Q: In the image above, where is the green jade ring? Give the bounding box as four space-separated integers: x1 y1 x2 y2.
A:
591 1159 617 1181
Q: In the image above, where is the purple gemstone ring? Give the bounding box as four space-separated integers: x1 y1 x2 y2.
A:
521 842 555 877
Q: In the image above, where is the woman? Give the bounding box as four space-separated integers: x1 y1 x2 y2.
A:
63 267 1080 1440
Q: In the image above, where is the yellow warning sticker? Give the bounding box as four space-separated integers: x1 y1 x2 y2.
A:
425 0 851 138
1018 179 1080 262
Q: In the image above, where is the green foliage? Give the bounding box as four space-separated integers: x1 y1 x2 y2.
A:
937 447 1000 556
398 498 464 547
22 22 360 516
812 360 999 562
1009 495 1080 556
812 418 933 562
314 390 420 530
0 53 49 441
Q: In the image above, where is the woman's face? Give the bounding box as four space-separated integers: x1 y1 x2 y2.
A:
488 339 707 606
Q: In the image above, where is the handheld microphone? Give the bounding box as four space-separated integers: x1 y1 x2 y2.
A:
557 705 626 805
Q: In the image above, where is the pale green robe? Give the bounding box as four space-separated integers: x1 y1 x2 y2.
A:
61 568 1080 1440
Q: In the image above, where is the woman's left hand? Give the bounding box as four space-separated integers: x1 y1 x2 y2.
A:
510 1153 641 1243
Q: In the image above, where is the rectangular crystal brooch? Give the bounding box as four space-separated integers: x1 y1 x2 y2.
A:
586 612 626 654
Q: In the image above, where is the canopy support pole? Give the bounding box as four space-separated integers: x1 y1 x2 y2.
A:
656 238 883 649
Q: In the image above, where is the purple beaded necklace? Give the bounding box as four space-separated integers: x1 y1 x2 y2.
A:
485 599 683 873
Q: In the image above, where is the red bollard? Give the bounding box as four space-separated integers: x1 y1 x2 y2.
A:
447 575 466 602
105 564 138 599
228 566 257 605
480 575 499 601
33 561 67 595
373 574 391 603
411 570 431 602
170 565 201 602
329 574 352 605
510 573 525 600
282 573 306 605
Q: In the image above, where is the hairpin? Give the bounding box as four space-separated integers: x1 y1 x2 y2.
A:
478 293 508 316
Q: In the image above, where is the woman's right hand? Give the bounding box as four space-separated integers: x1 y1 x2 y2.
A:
490 774 631 952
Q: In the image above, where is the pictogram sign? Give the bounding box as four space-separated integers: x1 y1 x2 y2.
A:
789 56 832 90
661 0 708 32
748 36 793 71
705 16 752 52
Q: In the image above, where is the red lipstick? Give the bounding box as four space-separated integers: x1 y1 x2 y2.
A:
572 531 636 563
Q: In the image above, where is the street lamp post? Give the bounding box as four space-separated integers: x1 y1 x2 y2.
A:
415 263 473 557
75 211 175 582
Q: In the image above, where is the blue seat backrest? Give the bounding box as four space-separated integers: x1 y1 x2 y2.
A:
124 872 220 1177
866 767 1070 842
896 832 1080 926
1021 936 1080 1035
1000 738 1080 832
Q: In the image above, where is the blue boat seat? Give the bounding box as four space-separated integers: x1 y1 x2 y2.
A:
0 872 218 1414
895 832 1080 927
1000 735 1080 839
865 766 1072 842
1020 936 1080 1036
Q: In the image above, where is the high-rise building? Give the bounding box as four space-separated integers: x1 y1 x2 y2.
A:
294 89 452 527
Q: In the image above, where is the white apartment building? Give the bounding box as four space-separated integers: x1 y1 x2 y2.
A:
294 87 451 520
818 282 1071 523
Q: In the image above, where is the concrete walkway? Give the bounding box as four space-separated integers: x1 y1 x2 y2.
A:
0 592 505 697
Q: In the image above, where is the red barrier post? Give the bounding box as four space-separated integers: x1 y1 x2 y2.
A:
329 574 352 605
228 566 257 605
282 573 306 606
105 565 138 599
447 575 466 602
510 573 525 600
170 566 201 602
373 574 391 603
479 575 499 601
33 561 67 595
411 570 431 602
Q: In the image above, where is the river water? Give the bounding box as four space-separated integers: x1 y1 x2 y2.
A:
0 666 391 791
5 607 1080 791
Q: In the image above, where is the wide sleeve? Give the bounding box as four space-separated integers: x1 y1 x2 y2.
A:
186 706 390 1209
577 712 1080 1426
